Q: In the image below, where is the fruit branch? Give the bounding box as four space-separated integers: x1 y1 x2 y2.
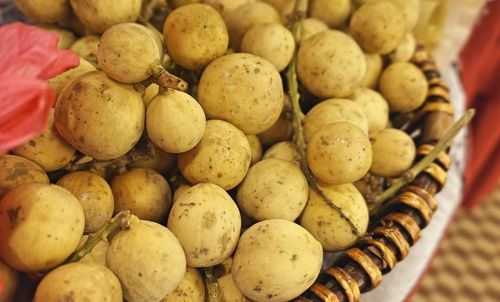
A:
370 109 475 215
65 211 132 263
286 0 360 236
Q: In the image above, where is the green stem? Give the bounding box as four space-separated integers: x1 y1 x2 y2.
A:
203 267 220 300
66 211 132 263
369 109 475 218
285 0 360 236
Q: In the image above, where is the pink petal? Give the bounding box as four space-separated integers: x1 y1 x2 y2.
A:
0 78 54 153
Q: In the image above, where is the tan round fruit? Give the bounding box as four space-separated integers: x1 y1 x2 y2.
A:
246 135 262 165
297 30 366 98
97 23 163 83
379 62 428 112
237 158 308 221
308 0 351 28
198 53 284 134
263 141 301 163
173 184 192 202
366 0 420 32
303 98 369 142
241 23 295 72
162 267 205 302
307 122 372 185
349 1 406 54
70 0 142 34
107 218 186 302
297 18 329 44
55 71 145 160
257 110 293 147
57 171 114 233
0 259 19 302
370 128 416 177
12 110 75 172
168 183 241 267
70 35 100 67
48 57 96 98
34 262 122 302
216 274 246 302
350 88 389 135
223 2 281 50
361 53 383 88
0 184 84 273
111 168 171 223
390 33 417 62
14 0 69 23
232 219 323 302
146 90 206 153
300 183 369 251
164 4 228 70
0 155 49 198
178 120 251 189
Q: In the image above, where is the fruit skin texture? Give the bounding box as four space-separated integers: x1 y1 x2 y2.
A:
300 183 369 251
303 98 369 142
164 4 229 71
349 1 406 54
308 0 351 28
370 128 416 177
223 1 281 50
198 53 284 135
360 53 383 89
70 0 142 34
70 35 100 67
0 184 85 273
237 158 308 221
231 219 323 302
350 88 389 136
246 135 262 165
47 58 96 98
12 110 75 172
307 122 372 185
379 62 429 113
55 71 145 160
297 30 366 99
168 183 241 267
111 168 171 223
106 219 186 302
14 0 69 23
241 23 295 72
178 120 252 190
56 171 114 233
162 266 205 302
33 262 123 302
146 90 206 153
97 23 162 84
0 154 49 198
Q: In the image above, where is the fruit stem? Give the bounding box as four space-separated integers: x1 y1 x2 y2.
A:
370 109 475 215
66 211 133 263
151 63 189 92
285 0 360 236
204 267 220 300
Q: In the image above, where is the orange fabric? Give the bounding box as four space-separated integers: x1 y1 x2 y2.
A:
460 0 500 208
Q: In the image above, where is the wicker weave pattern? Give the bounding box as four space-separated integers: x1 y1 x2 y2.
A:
297 45 455 301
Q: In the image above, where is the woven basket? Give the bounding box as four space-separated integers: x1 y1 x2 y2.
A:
295 44 455 302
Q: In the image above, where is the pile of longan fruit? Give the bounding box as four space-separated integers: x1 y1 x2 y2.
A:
0 0 428 301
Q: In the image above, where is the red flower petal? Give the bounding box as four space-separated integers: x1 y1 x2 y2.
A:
0 78 54 153
0 22 79 80
0 22 80 153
